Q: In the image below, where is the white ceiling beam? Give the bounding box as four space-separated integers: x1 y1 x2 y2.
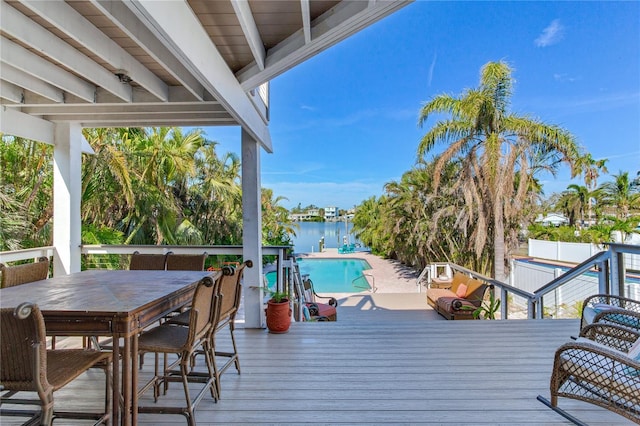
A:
0 63 64 103
1 1 131 103
0 37 96 102
19 0 169 102
231 0 266 71
0 80 23 103
237 0 412 90
300 0 312 44
65 117 239 128
43 112 233 122
1 106 53 144
127 0 272 152
23 103 228 115
90 0 205 101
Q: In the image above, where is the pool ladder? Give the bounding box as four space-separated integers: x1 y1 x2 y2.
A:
352 272 376 293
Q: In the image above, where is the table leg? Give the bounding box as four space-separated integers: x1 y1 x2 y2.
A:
122 334 132 426
131 332 139 425
112 334 121 425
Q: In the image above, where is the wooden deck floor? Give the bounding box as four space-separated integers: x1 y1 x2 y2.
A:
2 294 636 425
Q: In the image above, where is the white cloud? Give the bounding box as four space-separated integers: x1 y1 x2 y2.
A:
553 73 579 83
427 53 437 87
535 19 564 47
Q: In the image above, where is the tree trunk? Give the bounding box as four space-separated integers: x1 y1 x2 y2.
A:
493 205 507 282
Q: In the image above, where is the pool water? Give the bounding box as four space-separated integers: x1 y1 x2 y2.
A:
266 258 372 293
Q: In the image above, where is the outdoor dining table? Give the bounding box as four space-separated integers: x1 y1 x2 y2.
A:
0 269 220 425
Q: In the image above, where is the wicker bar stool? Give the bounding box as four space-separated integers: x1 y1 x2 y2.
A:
0 303 112 425
136 273 222 426
168 260 252 397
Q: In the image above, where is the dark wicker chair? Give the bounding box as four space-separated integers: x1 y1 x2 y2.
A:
136 274 221 425
167 261 252 398
0 257 49 288
0 303 112 425
165 253 207 271
538 323 640 425
129 251 168 270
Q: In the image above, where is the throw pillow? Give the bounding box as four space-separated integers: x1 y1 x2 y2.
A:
456 283 468 298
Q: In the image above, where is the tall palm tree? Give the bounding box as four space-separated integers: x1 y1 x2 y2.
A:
599 171 640 219
576 153 608 225
417 61 582 280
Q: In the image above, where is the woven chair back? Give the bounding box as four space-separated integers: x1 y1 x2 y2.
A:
0 257 49 288
187 275 220 342
129 251 167 270
166 253 207 271
217 263 247 321
0 304 50 392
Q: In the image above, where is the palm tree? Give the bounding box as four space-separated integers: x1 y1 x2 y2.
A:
576 153 608 225
556 184 590 227
417 61 582 280
599 171 640 219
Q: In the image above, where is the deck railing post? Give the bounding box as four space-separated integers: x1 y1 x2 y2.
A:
500 288 508 319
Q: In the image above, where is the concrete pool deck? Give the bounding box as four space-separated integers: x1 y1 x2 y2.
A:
296 249 443 321
296 248 420 293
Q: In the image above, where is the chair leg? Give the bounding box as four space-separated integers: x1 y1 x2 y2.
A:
180 362 196 426
229 326 240 373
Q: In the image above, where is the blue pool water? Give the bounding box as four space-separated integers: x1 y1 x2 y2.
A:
266 257 372 293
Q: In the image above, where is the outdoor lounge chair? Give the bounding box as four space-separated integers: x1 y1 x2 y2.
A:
538 322 640 425
137 274 221 426
580 294 640 331
0 257 49 288
0 303 112 425
287 258 337 322
426 272 491 320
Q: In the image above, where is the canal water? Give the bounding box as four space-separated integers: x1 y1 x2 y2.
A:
290 221 365 253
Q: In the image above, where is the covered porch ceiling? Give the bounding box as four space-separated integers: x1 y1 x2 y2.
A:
0 0 412 152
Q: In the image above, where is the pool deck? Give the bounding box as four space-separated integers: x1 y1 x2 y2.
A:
297 248 421 293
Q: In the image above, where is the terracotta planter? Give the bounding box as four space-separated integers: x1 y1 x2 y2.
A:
266 298 292 333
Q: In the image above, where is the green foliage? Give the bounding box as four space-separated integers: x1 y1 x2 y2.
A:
1 128 296 252
471 292 501 320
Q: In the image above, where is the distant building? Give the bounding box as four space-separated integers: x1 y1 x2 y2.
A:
535 213 569 227
308 208 320 217
324 206 338 220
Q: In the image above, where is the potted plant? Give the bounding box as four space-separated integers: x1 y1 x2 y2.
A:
265 289 292 333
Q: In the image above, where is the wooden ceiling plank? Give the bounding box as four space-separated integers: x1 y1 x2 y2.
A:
1 1 132 102
91 0 206 102
19 0 169 102
237 0 411 90
1 37 96 102
128 0 272 151
231 0 266 71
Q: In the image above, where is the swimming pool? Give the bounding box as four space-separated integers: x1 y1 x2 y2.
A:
266 257 372 293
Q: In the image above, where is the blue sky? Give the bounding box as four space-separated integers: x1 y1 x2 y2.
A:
204 1 640 210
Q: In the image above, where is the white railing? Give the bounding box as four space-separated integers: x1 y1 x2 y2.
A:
0 246 55 263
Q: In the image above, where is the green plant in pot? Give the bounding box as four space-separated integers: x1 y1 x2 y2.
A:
264 288 292 333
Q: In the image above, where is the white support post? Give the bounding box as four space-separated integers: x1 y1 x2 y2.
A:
52 123 83 276
241 129 264 328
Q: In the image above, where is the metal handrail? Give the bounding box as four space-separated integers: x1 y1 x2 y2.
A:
353 272 375 292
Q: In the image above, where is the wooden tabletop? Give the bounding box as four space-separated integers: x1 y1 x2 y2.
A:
0 269 217 333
